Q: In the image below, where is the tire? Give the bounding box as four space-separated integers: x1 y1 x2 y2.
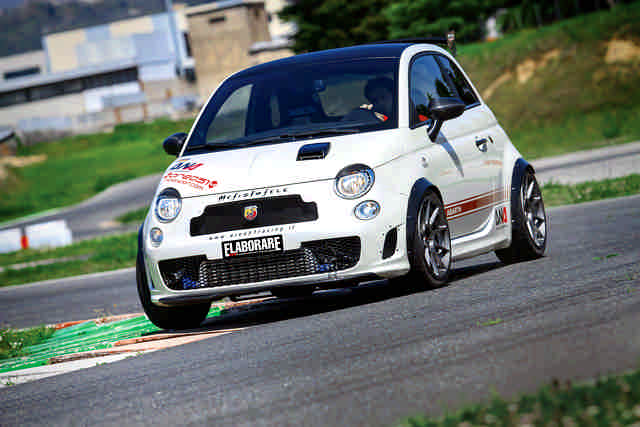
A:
404 190 452 288
271 285 315 298
136 251 210 330
496 168 548 264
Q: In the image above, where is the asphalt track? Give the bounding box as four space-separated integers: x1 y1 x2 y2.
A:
1 195 639 425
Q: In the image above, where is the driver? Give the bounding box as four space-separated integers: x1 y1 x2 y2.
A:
361 77 394 122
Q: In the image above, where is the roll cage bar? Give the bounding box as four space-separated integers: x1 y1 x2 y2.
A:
372 32 457 57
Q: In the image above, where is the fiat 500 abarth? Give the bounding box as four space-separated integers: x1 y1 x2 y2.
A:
137 40 548 329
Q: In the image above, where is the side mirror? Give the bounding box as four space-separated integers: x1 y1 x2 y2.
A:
426 97 466 142
163 132 188 156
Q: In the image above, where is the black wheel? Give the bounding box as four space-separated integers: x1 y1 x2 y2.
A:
496 168 548 264
136 251 210 330
405 190 452 288
271 285 315 298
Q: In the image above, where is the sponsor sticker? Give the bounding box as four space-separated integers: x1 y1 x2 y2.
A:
495 206 508 226
170 160 203 171
446 206 462 217
217 187 288 202
222 235 283 258
163 172 217 191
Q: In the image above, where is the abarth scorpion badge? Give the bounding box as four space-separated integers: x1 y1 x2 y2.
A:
244 205 258 221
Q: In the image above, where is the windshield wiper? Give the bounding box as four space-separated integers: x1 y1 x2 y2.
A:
201 127 360 151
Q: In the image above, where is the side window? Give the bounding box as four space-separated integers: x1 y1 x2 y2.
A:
409 55 457 127
206 84 253 143
436 56 478 106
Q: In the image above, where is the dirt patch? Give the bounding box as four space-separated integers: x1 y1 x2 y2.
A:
0 154 47 181
516 49 561 84
483 49 561 99
482 72 513 100
605 39 640 63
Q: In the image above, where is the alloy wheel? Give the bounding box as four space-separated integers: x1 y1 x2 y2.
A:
521 173 547 248
417 197 451 279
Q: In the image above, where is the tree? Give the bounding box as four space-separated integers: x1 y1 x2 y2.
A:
279 0 392 53
383 0 504 42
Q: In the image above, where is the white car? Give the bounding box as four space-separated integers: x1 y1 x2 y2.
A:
137 39 548 330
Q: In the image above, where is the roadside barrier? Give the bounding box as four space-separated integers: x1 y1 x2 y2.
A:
0 228 22 253
24 220 72 250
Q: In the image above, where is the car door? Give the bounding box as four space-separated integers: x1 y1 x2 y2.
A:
409 53 501 238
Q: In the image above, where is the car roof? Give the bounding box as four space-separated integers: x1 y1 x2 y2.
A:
233 43 418 79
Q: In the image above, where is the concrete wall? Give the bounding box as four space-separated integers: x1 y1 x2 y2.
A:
186 2 271 100
249 47 293 67
0 51 47 82
43 11 193 75
264 0 295 39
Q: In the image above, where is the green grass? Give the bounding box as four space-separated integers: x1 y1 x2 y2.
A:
542 174 640 207
457 2 640 159
398 368 640 427
0 232 136 287
116 207 149 225
0 326 55 360
0 118 192 223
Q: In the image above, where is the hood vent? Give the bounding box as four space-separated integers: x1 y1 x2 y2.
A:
296 143 330 161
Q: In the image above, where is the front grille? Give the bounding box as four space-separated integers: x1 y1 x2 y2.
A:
159 237 360 290
190 195 318 236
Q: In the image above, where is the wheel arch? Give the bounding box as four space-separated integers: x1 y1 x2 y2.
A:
405 178 442 259
508 158 534 229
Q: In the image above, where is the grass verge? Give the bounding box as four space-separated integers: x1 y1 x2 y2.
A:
0 118 192 223
0 232 136 287
542 174 640 207
0 326 55 360
398 369 640 426
116 207 149 225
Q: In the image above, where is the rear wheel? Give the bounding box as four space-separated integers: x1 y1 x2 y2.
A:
405 191 452 288
496 169 548 264
136 251 210 330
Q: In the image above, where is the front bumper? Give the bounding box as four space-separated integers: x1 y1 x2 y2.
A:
143 178 410 306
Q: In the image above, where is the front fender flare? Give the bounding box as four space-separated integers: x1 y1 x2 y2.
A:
405 178 442 259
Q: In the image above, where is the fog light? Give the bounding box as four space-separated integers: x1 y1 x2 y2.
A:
354 200 380 220
150 227 163 246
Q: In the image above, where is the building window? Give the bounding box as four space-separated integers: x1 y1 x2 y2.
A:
0 90 28 107
0 67 138 108
208 16 226 25
4 66 40 80
183 32 193 58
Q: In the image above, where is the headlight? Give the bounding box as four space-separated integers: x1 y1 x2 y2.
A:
155 188 182 223
334 164 375 199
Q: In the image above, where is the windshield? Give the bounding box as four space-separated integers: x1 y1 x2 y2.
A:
185 58 398 153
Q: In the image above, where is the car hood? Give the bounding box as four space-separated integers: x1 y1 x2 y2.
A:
158 129 404 198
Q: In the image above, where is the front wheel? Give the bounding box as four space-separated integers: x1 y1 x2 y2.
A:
405 191 452 288
136 252 210 330
496 168 548 264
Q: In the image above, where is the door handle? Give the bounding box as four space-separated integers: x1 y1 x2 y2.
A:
475 137 488 152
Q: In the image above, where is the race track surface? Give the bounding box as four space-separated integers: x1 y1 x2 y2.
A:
1 195 639 426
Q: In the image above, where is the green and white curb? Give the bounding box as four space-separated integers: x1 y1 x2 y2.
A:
0 304 240 387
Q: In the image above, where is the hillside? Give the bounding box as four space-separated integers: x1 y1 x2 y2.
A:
457 2 640 157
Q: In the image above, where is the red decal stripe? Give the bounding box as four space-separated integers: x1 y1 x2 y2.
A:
446 188 506 220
